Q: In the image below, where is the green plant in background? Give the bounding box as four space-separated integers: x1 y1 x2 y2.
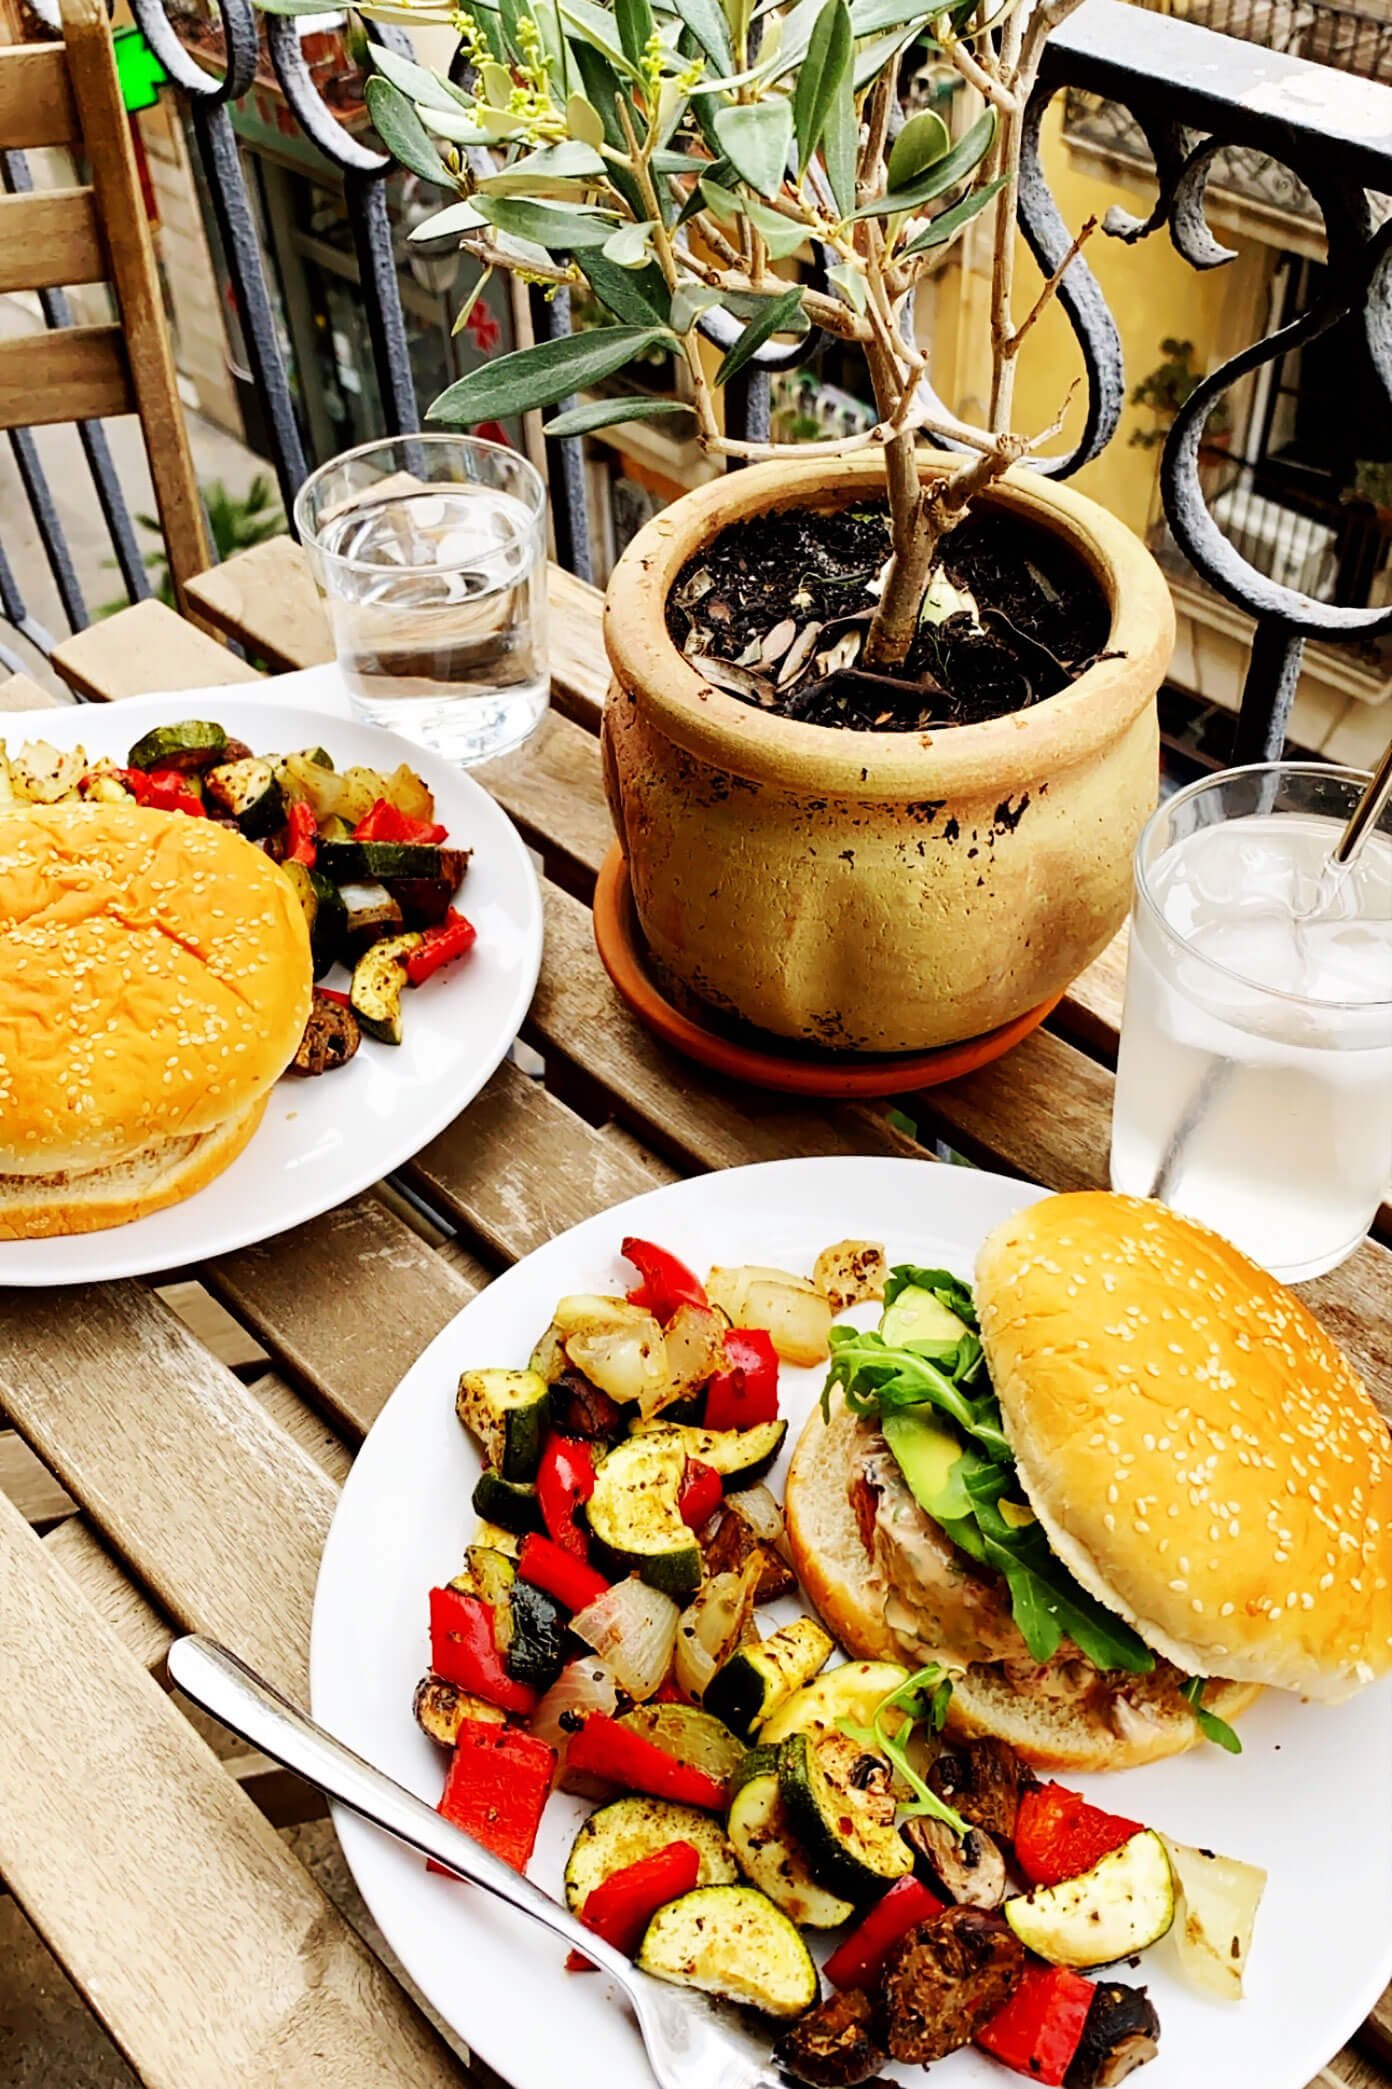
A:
1129 337 1231 451
103 475 284 614
257 0 1101 672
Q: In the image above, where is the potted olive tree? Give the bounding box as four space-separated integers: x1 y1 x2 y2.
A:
291 0 1174 1052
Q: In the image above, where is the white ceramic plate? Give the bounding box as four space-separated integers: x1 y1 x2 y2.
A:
311 1155 1392 2089
0 688 542 1283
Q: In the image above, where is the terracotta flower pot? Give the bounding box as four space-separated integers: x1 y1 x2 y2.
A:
602 452 1175 1054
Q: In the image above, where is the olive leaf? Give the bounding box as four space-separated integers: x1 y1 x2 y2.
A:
790 0 851 178
566 91 608 148
408 198 487 244
711 97 794 199
474 195 619 248
715 282 805 385
664 0 732 71
577 250 671 326
474 141 609 192
851 107 996 218
603 217 657 265
430 324 675 422
669 281 723 332
819 39 855 213
826 255 868 313
545 396 694 436
616 0 657 67
885 107 950 191
416 104 492 145
898 171 1006 257
744 195 807 259
368 43 471 114
363 77 449 187
451 266 494 336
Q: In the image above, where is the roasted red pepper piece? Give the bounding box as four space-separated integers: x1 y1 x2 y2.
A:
677 1457 723 1530
537 1436 597 1559
284 799 318 867
1013 1783 1144 1888
434 1718 556 1874
622 1237 708 1322
566 1839 702 1970
316 987 353 1008
428 1585 537 1715
405 907 476 986
703 1327 780 1430
121 766 206 817
565 1712 727 1810
976 1962 1096 2083
823 1876 946 1991
517 1532 610 1613
355 796 447 846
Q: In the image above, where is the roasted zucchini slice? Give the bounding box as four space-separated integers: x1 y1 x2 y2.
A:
705 1618 834 1740
727 1746 856 1929
413 1673 507 1745
204 756 284 837
757 1661 912 1745
281 861 347 980
563 1795 738 1911
617 1705 747 1791
350 932 423 1045
455 1368 551 1482
637 1884 819 2018
453 1543 517 1613
318 838 446 882
584 1433 702 1599
777 1730 913 1902
1004 1830 1175 1968
631 1419 787 1488
127 719 227 772
471 1469 546 1536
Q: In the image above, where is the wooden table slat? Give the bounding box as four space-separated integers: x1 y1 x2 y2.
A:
0 1491 465 2089
206 1192 475 1442
0 1284 336 1698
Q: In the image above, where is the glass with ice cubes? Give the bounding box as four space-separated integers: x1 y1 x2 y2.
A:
1110 763 1392 1282
295 434 548 764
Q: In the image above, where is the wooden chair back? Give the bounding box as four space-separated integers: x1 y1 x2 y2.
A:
0 0 210 607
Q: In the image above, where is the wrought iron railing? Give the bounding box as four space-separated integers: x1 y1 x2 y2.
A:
4 0 1392 763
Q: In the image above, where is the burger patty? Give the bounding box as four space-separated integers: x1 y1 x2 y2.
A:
851 1425 1196 1740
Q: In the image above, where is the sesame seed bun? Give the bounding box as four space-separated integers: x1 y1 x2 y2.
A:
0 1097 268 1239
976 1192 1392 1704
785 1397 1261 1773
0 803 311 1230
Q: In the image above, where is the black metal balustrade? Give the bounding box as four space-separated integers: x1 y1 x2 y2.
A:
3 0 1392 763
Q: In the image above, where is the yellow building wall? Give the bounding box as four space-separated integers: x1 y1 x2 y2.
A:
933 99 1272 541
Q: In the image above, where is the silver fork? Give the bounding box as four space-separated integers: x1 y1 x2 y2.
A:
167 1636 788 2089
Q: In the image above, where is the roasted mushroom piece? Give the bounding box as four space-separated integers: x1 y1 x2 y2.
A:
290 990 361 1077
928 1736 1037 1843
1065 1982 1161 2087
700 1502 797 1601
773 1987 886 2087
879 1908 1024 2063
905 1815 1008 1909
547 1365 628 1445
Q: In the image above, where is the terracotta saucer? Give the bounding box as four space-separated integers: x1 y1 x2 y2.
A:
592 843 1064 1099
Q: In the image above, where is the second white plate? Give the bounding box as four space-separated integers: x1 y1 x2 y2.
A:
0 688 542 1283
310 1155 1392 2089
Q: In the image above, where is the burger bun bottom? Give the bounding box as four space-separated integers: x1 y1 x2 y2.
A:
785 1401 1260 1775
0 1098 268 1241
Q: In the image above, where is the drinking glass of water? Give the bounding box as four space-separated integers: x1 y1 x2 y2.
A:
1110 762 1392 1282
294 433 548 765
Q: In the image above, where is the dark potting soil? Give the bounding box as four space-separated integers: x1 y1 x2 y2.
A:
664 501 1115 731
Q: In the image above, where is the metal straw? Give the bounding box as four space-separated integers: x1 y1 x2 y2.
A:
1146 737 1392 1203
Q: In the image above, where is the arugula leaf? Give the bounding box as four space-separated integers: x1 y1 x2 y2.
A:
822 1326 1011 1457
882 1263 980 1329
1181 1677 1243 1755
838 1665 969 1838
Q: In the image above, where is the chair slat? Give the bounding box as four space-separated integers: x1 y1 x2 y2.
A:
42 1515 171 1672
0 187 105 293
0 324 132 429
0 1492 466 2089
51 597 258 702
0 43 80 148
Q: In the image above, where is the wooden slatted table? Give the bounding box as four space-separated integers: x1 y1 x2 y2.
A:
1 549 1388 2089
